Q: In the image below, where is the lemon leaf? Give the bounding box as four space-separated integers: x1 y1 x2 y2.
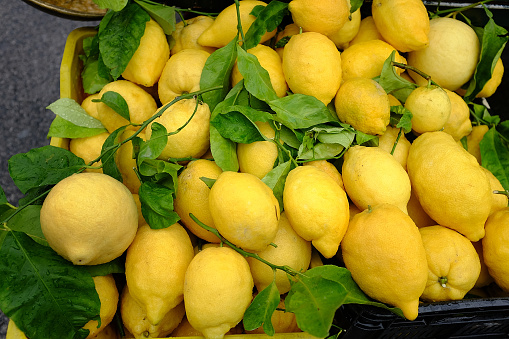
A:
243 279 280 334
237 46 279 102
47 116 108 139
262 160 296 211
46 98 106 129
0 231 100 339
93 91 130 121
100 127 126 182
8 145 85 195
210 126 239 172
377 51 417 103
134 0 176 35
480 126 509 191
390 105 413 134
137 122 168 167
211 111 266 144
5 205 47 247
244 1 289 50
139 181 180 229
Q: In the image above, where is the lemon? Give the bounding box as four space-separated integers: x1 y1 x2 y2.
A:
245 297 300 334
303 159 344 189
171 16 216 54
442 89 472 141
40 172 138 265
158 49 210 105
348 202 363 221
81 93 101 121
327 0 361 50
122 19 170 87
483 207 509 292
377 125 411 170
340 39 407 81
6 320 27 339
466 124 489 164
197 1 276 48
419 225 481 302
475 57 504 98
237 121 279 179
208 171 280 252
282 32 342 106
407 131 492 241
341 203 428 321
349 16 384 46
145 98 210 160
115 129 145 194
342 145 411 213
407 189 435 228
125 223 194 326
472 240 494 289
95 80 157 133
335 77 391 136
275 23 300 59
83 275 119 338
407 17 480 91
231 44 288 98
246 212 312 294
69 132 110 173
184 246 254 339
169 316 203 337
404 85 451 135
288 0 350 36
481 167 509 215
174 159 223 243
131 193 147 227
120 285 186 338
371 0 430 52
283 165 349 258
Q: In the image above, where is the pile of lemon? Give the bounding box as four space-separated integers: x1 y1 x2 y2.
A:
8 0 509 338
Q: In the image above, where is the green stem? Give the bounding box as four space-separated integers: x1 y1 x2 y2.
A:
494 189 509 197
189 213 303 278
234 0 246 49
175 8 219 18
390 128 403 156
433 0 494 16
2 187 53 224
392 61 440 87
438 276 448 288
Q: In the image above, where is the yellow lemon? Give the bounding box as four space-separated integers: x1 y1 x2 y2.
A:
145 98 210 160
371 0 430 52
174 159 223 243
275 23 300 59
342 145 411 213
442 89 472 141
341 203 428 321
288 0 350 36
303 159 344 189
6 320 28 339
122 19 170 87
404 85 451 134
247 212 312 294
334 77 390 136
349 16 384 46
340 39 407 81
208 171 280 252
327 0 362 50
237 121 279 179
283 165 349 258
472 240 494 289
125 223 194 326
407 189 435 228
481 167 509 215
377 125 411 170
466 124 489 164
184 246 254 339
83 275 119 338
40 172 138 265
407 17 480 91
69 132 110 173
231 44 288 98
282 32 342 105
131 193 146 227
483 207 509 292
81 93 101 121
171 16 217 54
157 49 211 105
419 225 481 302
115 129 145 194
197 1 276 48
475 57 504 98
120 285 185 338
407 131 492 241
95 80 157 133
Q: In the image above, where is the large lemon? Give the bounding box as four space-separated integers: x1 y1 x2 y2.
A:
288 0 350 36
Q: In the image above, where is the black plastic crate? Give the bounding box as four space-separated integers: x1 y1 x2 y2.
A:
336 298 509 338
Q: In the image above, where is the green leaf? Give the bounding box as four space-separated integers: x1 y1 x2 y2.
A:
355 130 379 146
8 145 85 194
98 3 150 79
200 38 238 112
93 0 128 11
243 279 280 334
81 59 112 95
210 126 239 172
462 8 509 102
0 231 100 339
85 255 125 276
244 1 289 50
46 98 106 129
377 51 417 103
469 102 500 127
269 94 338 129
390 105 413 133
137 122 168 165
211 111 265 144
350 0 363 13
278 125 302 149
6 205 47 246
262 160 296 211
93 91 130 121
134 0 176 35
237 46 279 102
199 177 216 189
480 127 509 191
47 116 107 139
139 181 180 229
297 125 355 160
100 127 126 182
